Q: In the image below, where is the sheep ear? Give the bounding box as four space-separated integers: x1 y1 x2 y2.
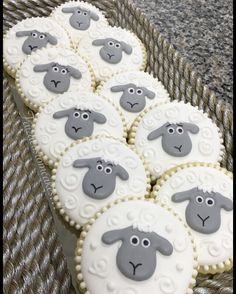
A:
151 232 173 256
46 33 57 45
115 165 129 181
171 187 198 203
92 111 107 124
92 39 106 46
102 227 128 244
110 85 127 93
73 157 100 169
90 11 99 21
16 30 32 37
62 7 77 13
120 42 132 55
215 192 233 211
33 62 54 72
142 87 156 99
53 108 72 119
183 123 200 134
66 66 82 79
147 123 166 141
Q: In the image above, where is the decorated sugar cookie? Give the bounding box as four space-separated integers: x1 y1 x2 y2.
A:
152 162 233 274
75 198 198 294
52 136 151 229
32 91 127 166
77 26 147 82
3 17 72 78
96 71 170 129
51 1 109 46
15 47 95 111
129 101 224 179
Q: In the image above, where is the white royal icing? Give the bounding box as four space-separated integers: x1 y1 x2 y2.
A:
34 91 126 163
17 47 93 109
77 27 146 82
132 101 223 178
3 17 71 76
97 71 170 129
156 166 233 267
55 138 148 227
80 200 195 294
51 0 109 46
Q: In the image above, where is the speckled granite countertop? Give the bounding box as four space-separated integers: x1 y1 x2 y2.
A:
132 0 233 105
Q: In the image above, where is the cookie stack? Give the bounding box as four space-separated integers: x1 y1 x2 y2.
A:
3 1 233 293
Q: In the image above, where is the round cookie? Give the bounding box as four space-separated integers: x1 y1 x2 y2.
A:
16 47 95 111
152 162 233 274
129 101 224 180
32 91 127 167
52 136 151 229
3 17 72 78
96 71 170 129
51 0 109 46
77 26 147 82
75 198 198 294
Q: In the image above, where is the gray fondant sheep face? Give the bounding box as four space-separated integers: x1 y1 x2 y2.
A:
33 62 82 93
16 30 57 54
73 157 129 199
111 83 155 113
53 107 106 140
102 226 173 281
62 6 99 30
172 187 233 234
92 38 132 64
147 122 200 157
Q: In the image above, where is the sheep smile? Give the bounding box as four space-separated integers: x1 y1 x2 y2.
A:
28 45 38 51
72 126 82 133
91 183 103 193
76 21 83 27
107 53 115 59
127 101 139 108
51 80 61 88
129 261 142 275
174 145 183 152
197 214 210 227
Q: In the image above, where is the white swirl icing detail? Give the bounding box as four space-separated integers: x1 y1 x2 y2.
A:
64 194 78 209
207 243 222 257
88 257 109 278
79 203 97 219
169 176 185 189
198 141 213 155
59 174 79 191
222 237 233 249
173 237 188 252
158 276 176 294
188 111 204 123
201 127 214 139
107 214 120 227
165 107 179 120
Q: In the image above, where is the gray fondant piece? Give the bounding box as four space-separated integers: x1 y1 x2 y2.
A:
171 187 233 234
73 157 129 199
102 226 173 281
111 83 155 113
53 107 106 140
33 62 82 93
62 6 99 30
16 30 57 54
147 122 200 157
92 38 132 64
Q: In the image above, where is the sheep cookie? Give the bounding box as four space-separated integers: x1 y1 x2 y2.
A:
52 137 150 229
129 101 224 179
77 27 147 82
96 71 170 129
153 163 233 274
33 91 127 166
51 1 109 46
3 17 72 78
75 199 198 294
16 47 95 111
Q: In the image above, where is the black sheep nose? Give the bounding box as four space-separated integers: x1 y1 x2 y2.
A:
129 261 142 275
127 101 139 108
77 21 83 27
197 214 210 227
51 80 61 88
107 53 114 59
29 45 38 51
174 145 182 152
90 183 103 193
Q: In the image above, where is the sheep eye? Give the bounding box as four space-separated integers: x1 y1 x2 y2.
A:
108 41 114 46
96 164 103 171
83 12 87 16
136 89 143 95
167 127 175 134
39 34 45 39
32 32 38 38
130 235 139 246
115 43 121 48
104 166 112 174
73 112 80 118
77 10 81 13
52 66 59 72
82 113 89 120
196 195 204 204
128 88 135 94
206 197 215 207
61 69 67 75
176 127 184 134
142 238 150 248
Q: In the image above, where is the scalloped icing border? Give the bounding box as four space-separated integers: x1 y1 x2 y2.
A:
128 100 225 182
31 93 129 168
51 135 152 230
3 16 75 79
14 45 96 112
151 161 233 275
74 196 199 294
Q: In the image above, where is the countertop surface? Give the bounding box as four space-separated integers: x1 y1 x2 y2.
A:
132 0 233 105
